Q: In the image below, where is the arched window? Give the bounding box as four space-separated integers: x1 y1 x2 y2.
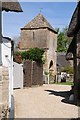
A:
49 60 53 69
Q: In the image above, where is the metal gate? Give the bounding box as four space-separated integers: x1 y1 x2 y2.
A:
13 62 23 89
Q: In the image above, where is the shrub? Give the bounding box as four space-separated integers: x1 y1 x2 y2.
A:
44 71 49 75
14 51 21 56
61 66 73 74
21 48 45 64
13 51 22 63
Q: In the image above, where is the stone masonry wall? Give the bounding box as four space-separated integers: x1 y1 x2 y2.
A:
23 60 32 87
31 61 38 85
23 60 43 87
0 66 9 119
46 30 57 75
20 27 57 78
32 61 43 85
20 29 47 49
37 63 43 85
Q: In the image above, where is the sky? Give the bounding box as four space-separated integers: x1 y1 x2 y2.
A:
2 2 77 40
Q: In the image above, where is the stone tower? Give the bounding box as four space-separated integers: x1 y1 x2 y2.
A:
20 13 57 76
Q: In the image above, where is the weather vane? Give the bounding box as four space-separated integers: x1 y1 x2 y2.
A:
39 8 43 13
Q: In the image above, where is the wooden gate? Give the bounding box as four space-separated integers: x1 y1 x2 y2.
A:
13 62 23 89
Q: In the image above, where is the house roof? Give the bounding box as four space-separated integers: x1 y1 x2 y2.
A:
67 2 80 37
21 13 57 33
57 52 73 68
66 36 76 60
2 0 23 12
67 37 76 53
2 36 11 43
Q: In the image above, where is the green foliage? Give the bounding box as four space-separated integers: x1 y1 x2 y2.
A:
21 48 45 64
44 71 49 75
61 66 73 74
21 51 28 60
57 27 72 52
54 81 73 85
13 51 22 63
13 51 21 61
14 51 21 56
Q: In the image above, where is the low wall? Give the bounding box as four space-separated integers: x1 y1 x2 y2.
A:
23 60 43 87
23 60 32 87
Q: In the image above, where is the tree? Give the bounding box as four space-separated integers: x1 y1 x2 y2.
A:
61 66 73 74
57 27 72 52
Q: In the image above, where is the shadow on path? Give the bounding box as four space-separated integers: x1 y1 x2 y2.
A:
45 89 77 106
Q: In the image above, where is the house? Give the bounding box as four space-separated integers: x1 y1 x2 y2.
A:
66 2 80 102
2 37 13 67
20 13 57 76
0 0 23 118
0 37 14 118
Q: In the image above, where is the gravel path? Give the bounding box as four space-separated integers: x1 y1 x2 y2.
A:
14 84 78 118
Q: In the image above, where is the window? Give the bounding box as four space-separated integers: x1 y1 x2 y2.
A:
49 60 53 69
33 31 34 40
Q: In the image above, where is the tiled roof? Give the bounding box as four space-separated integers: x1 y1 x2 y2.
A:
2 0 23 12
57 52 72 67
67 2 80 37
21 13 57 33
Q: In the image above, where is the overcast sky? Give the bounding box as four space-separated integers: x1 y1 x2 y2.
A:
2 2 77 39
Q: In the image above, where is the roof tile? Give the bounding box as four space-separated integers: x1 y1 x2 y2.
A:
21 13 57 33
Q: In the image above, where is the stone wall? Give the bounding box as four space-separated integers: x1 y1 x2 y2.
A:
23 60 32 87
44 30 57 75
20 27 57 77
31 61 38 85
20 29 47 49
23 60 43 87
32 61 43 85
0 66 9 119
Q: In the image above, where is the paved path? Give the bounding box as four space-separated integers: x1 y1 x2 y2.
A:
14 84 78 118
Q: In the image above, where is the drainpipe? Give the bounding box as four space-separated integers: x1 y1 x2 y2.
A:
11 40 14 95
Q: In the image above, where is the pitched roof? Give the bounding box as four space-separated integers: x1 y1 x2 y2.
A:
66 30 80 60
67 2 80 37
21 13 57 33
57 52 73 68
67 37 76 54
66 38 75 60
2 0 23 12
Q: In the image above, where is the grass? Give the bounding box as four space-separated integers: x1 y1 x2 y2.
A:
54 81 73 85
49 80 73 85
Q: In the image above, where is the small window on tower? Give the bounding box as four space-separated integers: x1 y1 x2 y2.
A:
33 32 34 40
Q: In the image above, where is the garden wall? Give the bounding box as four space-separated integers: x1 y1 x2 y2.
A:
23 60 43 87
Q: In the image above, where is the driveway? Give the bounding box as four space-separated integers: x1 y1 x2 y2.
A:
14 84 78 118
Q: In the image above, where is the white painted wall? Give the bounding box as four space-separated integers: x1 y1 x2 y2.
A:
2 37 13 110
2 39 11 67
